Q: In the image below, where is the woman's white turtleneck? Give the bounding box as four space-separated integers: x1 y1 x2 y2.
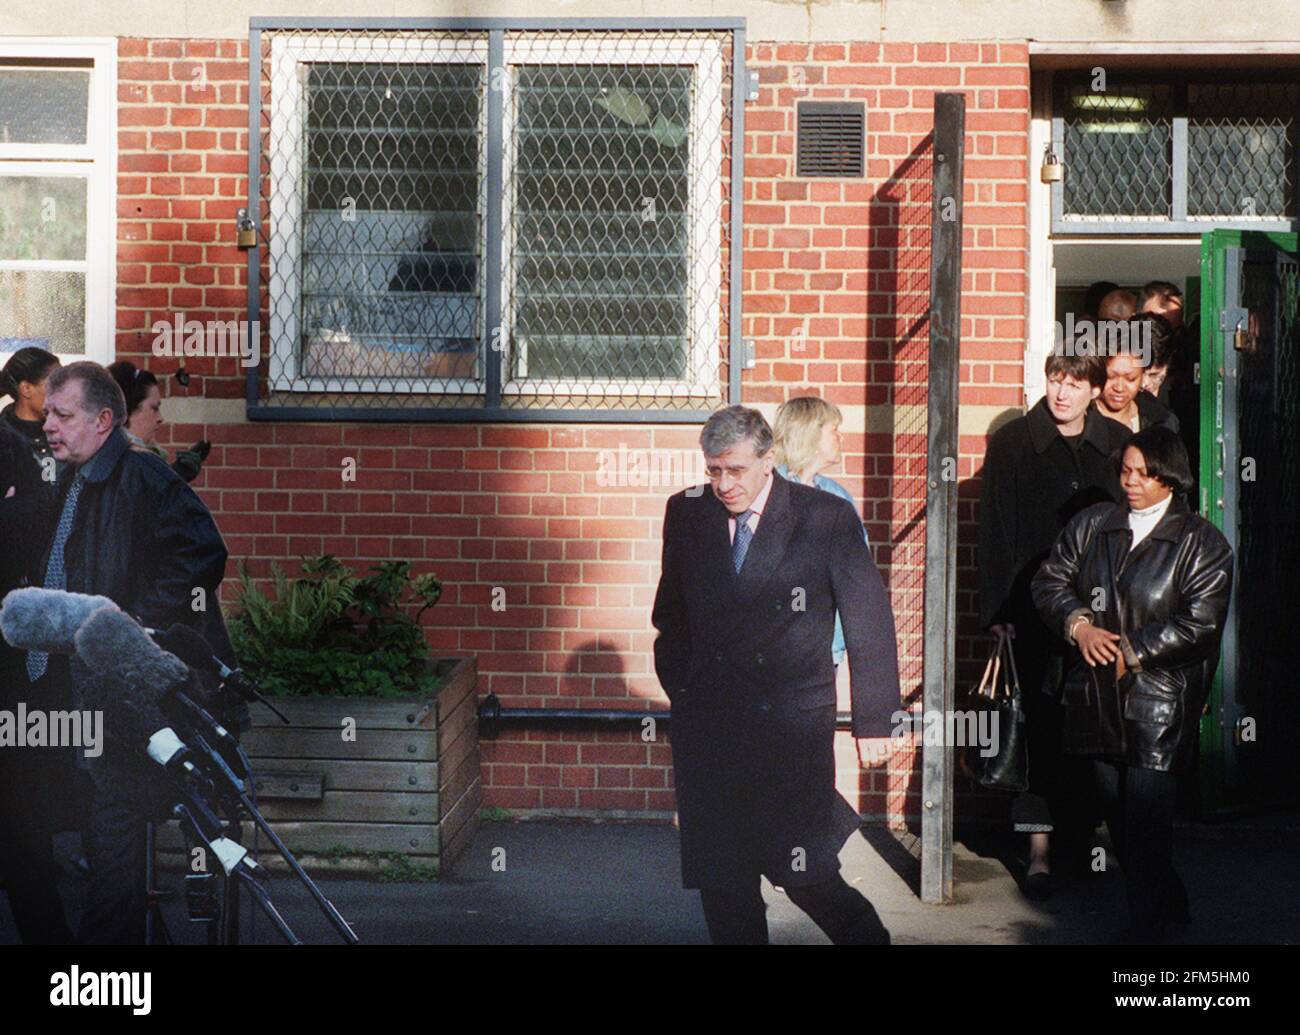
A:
1128 492 1173 550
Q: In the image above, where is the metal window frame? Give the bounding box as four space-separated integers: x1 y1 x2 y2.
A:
1050 70 1300 236
245 17 746 424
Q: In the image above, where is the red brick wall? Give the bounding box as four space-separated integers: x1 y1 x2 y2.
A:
112 37 1030 823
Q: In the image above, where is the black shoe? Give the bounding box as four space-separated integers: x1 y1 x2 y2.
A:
1023 871 1054 902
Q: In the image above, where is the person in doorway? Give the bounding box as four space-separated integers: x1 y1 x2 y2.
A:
1033 427 1232 943
1 346 62 475
1097 289 1138 322
652 405 900 944
978 352 1130 900
1097 334 1179 435
772 395 869 669
106 361 210 484
1082 281 1120 322
1139 281 1184 330
1134 312 1179 402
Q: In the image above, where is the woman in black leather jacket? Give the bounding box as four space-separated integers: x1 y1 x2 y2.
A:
1032 426 1233 943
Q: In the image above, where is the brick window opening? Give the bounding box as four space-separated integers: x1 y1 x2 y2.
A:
258 27 735 418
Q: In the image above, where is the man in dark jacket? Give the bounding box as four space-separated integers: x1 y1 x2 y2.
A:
978 352 1131 896
27 361 234 945
652 405 901 944
0 421 73 943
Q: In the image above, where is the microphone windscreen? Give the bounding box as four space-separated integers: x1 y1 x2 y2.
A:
155 623 219 675
75 607 191 742
0 587 120 653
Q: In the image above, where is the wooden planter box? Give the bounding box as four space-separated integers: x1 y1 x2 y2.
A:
160 656 480 878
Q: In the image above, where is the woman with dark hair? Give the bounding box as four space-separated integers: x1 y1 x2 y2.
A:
979 351 1131 900
1033 426 1234 943
107 360 210 483
1132 311 1178 402
1096 329 1179 435
1 346 61 471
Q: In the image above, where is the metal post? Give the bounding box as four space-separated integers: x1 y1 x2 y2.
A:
484 30 505 408
921 92 965 905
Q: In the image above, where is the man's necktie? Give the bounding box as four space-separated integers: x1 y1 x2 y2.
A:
732 509 755 573
27 474 86 682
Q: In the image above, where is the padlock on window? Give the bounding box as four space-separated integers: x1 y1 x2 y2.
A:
1040 147 1064 184
236 207 257 250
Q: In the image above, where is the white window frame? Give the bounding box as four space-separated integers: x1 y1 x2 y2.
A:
500 37 724 399
269 33 724 399
268 35 488 395
0 38 116 368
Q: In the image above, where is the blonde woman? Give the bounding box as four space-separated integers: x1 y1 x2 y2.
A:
774 396 869 667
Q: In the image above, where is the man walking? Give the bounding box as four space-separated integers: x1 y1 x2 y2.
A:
652 405 901 944
30 361 235 944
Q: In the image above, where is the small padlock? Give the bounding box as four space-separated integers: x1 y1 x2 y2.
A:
236 207 257 249
1040 148 1064 184
1233 313 1258 353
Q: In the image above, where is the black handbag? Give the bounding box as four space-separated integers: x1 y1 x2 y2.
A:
976 630 1029 793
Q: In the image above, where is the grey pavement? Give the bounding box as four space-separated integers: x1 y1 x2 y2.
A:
2 811 1296 944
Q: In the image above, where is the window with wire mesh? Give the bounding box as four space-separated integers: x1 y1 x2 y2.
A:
1057 75 1299 227
259 29 730 414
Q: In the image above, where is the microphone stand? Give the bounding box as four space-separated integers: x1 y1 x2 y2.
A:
156 689 359 944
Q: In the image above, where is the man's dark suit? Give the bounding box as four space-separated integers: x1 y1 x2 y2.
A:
651 471 901 914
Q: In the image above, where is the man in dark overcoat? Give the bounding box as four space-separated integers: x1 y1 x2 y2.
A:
651 405 901 944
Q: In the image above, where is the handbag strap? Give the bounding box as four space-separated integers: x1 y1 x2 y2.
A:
975 630 1005 698
999 629 1022 697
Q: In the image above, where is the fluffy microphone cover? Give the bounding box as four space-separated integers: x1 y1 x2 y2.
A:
74 606 191 743
0 587 120 653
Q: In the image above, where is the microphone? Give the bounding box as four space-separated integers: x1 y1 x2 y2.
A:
152 622 232 679
0 587 119 654
152 622 289 725
74 607 192 743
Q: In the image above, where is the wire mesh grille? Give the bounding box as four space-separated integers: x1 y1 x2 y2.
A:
1188 82 1300 220
1062 81 1173 219
254 27 733 416
1059 75 1298 226
1232 253 1300 788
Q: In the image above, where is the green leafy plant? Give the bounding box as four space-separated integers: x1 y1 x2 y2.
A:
227 555 443 698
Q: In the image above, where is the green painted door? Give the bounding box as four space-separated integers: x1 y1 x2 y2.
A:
1197 229 1300 814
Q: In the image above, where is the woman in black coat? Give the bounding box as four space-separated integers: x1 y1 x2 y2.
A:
978 352 1130 898
1032 426 1233 943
